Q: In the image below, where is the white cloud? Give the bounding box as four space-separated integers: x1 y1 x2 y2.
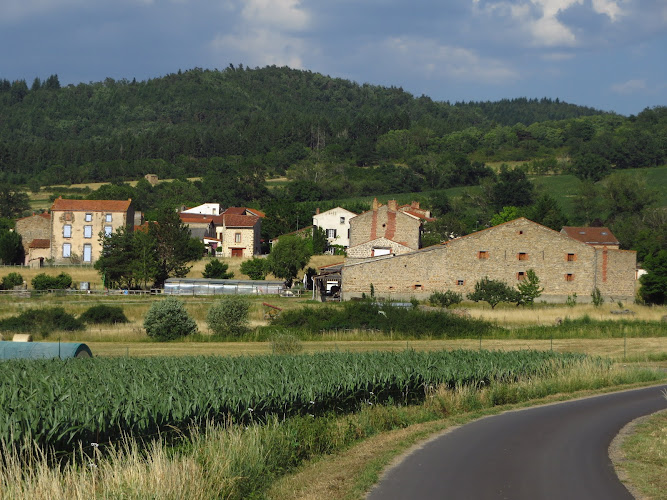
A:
610 79 647 94
377 37 518 83
210 0 310 68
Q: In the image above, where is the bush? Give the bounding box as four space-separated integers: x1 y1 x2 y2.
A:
202 259 234 279
1 272 23 290
429 290 463 308
270 332 304 354
0 307 84 337
240 257 268 280
144 298 198 341
31 273 73 290
207 295 251 337
79 304 129 324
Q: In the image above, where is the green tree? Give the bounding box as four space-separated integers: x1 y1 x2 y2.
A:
639 250 667 305
206 296 250 337
0 231 24 265
240 257 268 280
0 185 30 219
130 229 159 289
95 226 137 289
202 259 234 279
150 210 205 287
570 153 610 182
267 235 313 287
467 277 518 309
311 226 328 254
144 297 198 341
603 173 657 222
491 166 534 210
490 206 521 226
528 194 568 230
1 272 23 290
590 286 605 307
516 269 543 305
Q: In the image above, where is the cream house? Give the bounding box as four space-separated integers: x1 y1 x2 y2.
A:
50 198 134 264
313 207 357 250
215 213 262 258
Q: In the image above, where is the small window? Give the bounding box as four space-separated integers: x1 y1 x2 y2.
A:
414 284 422 290
457 280 464 286
104 226 113 237
105 214 112 223
567 253 576 262
85 213 92 222
327 229 337 238
235 233 241 243
340 216 345 224
518 252 528 261
84 225 93 238
478 251 489 259
565 274 575 282
518 230 524 235
62 243 71 258
83 244 92 263
517 271 526 280
63 224 72 238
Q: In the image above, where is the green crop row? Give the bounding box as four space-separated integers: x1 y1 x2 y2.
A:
0 350 592 454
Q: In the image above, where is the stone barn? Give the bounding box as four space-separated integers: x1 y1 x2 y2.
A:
341 218 636 304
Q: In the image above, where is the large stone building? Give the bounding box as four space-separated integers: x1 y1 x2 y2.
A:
341 218 636 303
15 212 51 265
347 199 432 258
50 198 135 264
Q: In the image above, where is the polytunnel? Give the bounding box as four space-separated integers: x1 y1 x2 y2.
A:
0 341 93 360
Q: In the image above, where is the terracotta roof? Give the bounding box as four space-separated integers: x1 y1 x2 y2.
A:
29 239 50 249
561 226 619 246
223 207 266 218
17 212 51 221
51 198 132 212
179 213 215 224
222 214 260 228
400 209 435 222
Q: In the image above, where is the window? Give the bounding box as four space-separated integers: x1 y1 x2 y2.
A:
85 213 92 222
565 274 575 281
340 216 345 224
62 243 71 258
104 226 113 237
457 280 465 286
517 271 526 280
414 284 422 290
83 244 92 263
63 224 72 238
234 233 241 243
326 229 337 238
478 251 489 259
518 252 528 261
567 253 576 262
84 225 93 238
105 214 112 223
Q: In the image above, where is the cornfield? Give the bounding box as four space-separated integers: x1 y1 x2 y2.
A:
0 350 592 455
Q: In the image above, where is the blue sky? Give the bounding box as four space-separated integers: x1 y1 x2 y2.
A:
2 0 666 115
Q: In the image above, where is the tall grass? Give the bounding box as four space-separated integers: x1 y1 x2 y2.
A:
0 360 662 500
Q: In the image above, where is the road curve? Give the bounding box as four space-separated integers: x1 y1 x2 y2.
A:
368 384 667 500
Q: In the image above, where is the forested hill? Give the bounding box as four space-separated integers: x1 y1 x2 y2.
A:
0 65 605 185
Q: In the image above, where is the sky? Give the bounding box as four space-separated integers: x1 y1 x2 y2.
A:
1 0 666 116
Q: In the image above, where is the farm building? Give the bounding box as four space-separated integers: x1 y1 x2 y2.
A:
163 278 284 296
341 218 636 304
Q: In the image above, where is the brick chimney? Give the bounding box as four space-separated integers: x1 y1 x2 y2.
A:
411 201 420 209
372 198 379 211
388 200 398 211
316 207 320 215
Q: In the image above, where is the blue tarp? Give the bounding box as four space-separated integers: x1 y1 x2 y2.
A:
0 341 92 360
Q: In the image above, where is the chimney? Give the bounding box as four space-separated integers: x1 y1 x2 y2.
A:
388 200 398 211
316 207 320 215
411 201 419 209
372 198 379 211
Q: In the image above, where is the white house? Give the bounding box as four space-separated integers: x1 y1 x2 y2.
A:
313 207 358 250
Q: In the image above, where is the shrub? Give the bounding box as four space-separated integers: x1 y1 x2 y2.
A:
270 332 304 354
0 307 84 337
202 259 234 279
591 287 604 307
240 257 268 280
207 295 251 337
1 272 23 290
31 272 73 290
79 304 129 324
143 298 197 341
429 290 463 308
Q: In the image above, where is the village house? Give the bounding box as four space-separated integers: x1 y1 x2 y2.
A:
347 199 432 259
50 198 135 264
15 212 51 266
341 218 636 304
312 207 358 250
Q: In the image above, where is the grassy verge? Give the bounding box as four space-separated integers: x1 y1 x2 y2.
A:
1 360 663 500
615 408 667 500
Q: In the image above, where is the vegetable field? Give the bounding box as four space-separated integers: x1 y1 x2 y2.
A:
0 350 592 454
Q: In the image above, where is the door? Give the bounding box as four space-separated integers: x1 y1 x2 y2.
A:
231 248 243 257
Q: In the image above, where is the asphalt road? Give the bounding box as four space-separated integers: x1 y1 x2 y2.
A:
368 384 667 500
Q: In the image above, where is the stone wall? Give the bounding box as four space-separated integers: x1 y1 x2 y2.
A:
346 237 414 259
342 218 636 303
348 203 421 255
15 214 50 253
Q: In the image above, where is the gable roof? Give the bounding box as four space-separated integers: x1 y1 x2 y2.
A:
222 214 260 228
51 198 132 212
561 226 619 246
179 213 216 225
223 207 266 218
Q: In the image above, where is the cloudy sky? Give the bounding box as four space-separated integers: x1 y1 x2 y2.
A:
2 0 666 115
